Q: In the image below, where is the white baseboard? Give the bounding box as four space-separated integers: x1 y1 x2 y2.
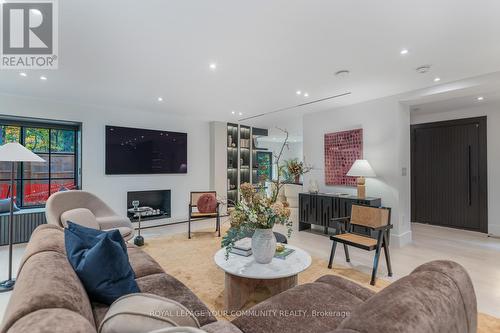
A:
488 224 500 237
390 230 412 248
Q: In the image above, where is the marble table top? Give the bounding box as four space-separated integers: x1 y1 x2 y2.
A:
214 245 312 279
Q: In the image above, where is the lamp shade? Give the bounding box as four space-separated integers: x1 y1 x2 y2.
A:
347 159 376 178
0 143 46 162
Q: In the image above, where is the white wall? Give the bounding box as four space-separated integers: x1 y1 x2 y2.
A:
303 96 412 247
0 94 210 225
411 104 500 236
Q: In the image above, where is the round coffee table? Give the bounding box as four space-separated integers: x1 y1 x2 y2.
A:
214 245 312 311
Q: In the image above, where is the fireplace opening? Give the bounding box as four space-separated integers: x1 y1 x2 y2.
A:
127 189 171 222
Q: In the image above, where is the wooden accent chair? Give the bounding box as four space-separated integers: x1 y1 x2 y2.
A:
188 191 220 239
327 204 392 285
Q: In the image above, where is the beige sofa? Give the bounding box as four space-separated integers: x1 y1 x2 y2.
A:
0 224 216 333
45 190 134 241
1 224 477 333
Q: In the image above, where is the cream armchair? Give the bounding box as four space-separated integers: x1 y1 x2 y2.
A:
45 190 134 241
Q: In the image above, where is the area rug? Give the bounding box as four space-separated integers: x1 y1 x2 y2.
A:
142 229 500 333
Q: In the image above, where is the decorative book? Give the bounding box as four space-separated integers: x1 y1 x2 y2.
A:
233 237 252 251
230 248 252 257
274 248 295 260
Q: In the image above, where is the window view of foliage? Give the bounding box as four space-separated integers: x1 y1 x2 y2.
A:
24 128 49 152
0 123 78 207
51 129 75 153
0 125 21 144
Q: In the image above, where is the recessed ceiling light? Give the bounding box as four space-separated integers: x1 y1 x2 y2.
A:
157 97 163 102
400 49 409 55
30 9 42 16
231 111 235 115
19 72 27 77
335 70 350 78
416 65 431 74
209 63 217 70
296 90 302 95
40 75 47 80
433 77 441 82
238 112 243 116
304 92 309 97
477 96 484 101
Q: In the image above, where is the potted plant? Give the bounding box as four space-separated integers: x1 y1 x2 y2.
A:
223 183 292 263
222 129 293 263
284 158 311 184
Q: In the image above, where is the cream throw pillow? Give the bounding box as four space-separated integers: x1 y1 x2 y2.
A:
149 328 207 333
99 293 201 333
60 208 100 229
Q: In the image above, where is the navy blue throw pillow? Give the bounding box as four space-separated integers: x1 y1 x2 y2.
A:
64 222 140 305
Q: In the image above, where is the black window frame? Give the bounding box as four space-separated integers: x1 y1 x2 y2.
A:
0 119 81 208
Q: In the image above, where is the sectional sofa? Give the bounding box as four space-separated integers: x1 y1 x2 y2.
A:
0 224 477 333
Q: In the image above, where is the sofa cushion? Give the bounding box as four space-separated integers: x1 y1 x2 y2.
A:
98 293 200 333
149 328 208 333
16 224 66 273
61 208 100 229
232 281 364 333
0 197 20 213
335 261 476 333
91 247 173 326
315 275 375 301
0 250 96 332
6 308 96 333
96 215 133 231
202 321 244 333
103 226 133 239
135 273 217 327
65 222 140 305
127 245 164 279
411 260 477 332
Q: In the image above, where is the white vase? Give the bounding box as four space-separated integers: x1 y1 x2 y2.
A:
252 228 276 264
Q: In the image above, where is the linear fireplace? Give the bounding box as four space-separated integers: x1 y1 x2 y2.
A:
127 189 171 222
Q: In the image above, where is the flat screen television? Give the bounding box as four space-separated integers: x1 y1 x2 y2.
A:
105 125 187 174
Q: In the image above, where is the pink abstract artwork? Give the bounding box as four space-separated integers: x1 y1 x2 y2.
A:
324 129 363 186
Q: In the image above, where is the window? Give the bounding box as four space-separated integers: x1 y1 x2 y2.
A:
0 121 80 208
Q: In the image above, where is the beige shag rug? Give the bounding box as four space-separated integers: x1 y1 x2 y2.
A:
142 229 500 333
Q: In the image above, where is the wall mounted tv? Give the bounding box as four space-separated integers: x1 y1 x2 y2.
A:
105 126 187 174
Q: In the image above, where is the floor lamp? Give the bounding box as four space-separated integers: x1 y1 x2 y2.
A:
0 142 45 292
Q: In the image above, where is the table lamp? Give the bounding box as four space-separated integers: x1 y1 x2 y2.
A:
0 142 45 292
347 159 376 199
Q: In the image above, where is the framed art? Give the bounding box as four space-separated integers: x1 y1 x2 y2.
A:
324 128 363 186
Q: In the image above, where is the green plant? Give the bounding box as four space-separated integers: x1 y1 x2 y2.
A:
222 129 293 258
282 158 312 183
221 183 292 258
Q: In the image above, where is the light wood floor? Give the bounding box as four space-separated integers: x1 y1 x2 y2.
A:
1 212 499 324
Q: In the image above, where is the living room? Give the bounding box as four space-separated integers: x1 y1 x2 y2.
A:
0 1 499 332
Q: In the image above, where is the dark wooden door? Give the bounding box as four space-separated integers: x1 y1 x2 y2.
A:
411 117 487 233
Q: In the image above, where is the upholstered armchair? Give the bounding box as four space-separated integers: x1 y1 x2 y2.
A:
45 190 134 241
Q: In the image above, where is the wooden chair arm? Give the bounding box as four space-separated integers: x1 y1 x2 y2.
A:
330 216 350 223
349 222 393 231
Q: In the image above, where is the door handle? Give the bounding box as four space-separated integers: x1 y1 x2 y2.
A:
468 145 472 206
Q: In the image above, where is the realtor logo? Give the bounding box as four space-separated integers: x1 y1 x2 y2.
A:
1 0 58 69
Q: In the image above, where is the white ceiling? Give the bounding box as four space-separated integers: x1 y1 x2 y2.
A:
1 0 500 126
411 90 500 115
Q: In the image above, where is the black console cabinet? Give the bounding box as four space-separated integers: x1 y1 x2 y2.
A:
299 193 381 232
